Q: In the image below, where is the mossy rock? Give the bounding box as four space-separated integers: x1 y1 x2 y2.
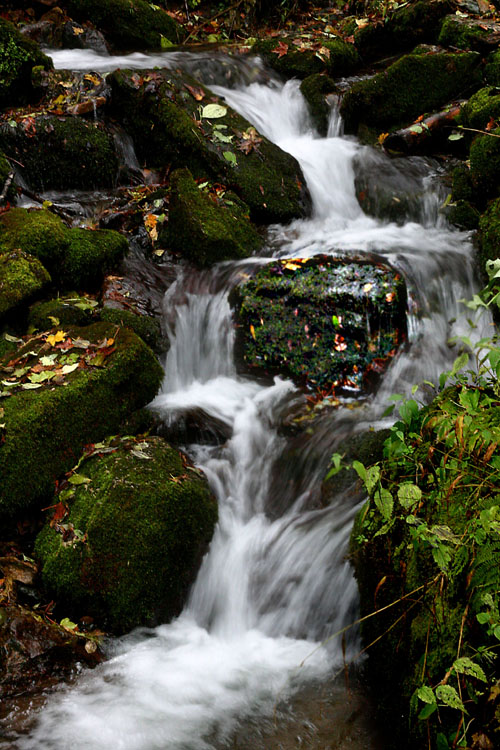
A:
485 49 500 86
232 255 407 393
108 68 311 224
253 37 359 80
353 0 452 61
0 322 163 519
350 386 500 748
0 18 52 109
163 168 261 266
340 51 482 133
100 306 163 353
0 115 118 192
0 208 127 290
28 295 98 331
447 199 480 230
300 73 338 136
478 197 500 275
451 163 475 203
460 86 500 131
438 15 499 53
470 128 500 203
0 249 50 321
35 436 217 634
65 0 184 51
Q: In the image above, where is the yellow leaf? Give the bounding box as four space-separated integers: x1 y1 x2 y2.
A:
73 26 85 35
284 262 301 271
362 283 373 293
47 330 67 347
250 324 256 340
378 132 389 144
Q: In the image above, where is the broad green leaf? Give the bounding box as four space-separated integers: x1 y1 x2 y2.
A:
432 544 451 572
435 684 465 712
213 131 233 143
398 483 422 509
202 104 227 119
352 460 367 482
223 151 237 166
448 132 464 141
365 465 380 494
61 363 80 375
373 487 393 521
68 474 91 485
450 352 469 377
417 685 436 704
60 617 78 630
419 702 437 720
452 657 487 682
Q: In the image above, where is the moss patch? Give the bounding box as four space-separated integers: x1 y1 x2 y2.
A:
0 18 52 109
35 436 217 634
0 322 163 519
0 250 50 321
447 199 480 230
253 37 359 80
340 51 481 133
66 0 184 50
438 15 498 53
478 197 500 275
300 73 338 136
233 255 406 393
164 168 261 266
460 87 500 132
100 307 162 353
470 128 500 203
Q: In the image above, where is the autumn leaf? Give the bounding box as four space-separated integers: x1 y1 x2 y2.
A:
250 324 256 340
238 127 262 155
272 41 289 58
144 213 158 242
47 330 67 347
185 84 205 101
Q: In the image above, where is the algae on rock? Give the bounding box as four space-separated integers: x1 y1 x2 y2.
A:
35 436 217 634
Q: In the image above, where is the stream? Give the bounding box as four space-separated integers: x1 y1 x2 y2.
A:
3 48 490 749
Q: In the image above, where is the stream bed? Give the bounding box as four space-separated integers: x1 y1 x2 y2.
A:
1 47 489 750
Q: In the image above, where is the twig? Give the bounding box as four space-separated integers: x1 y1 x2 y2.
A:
18 185 74 224
458 125 500 139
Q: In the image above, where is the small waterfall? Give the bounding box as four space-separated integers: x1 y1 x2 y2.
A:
9 51 491 750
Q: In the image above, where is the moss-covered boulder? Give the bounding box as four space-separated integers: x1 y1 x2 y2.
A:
300 73 338 136
232 255 406 393
108 68 310 224
451 163 475 203
460 87 500 132
447 199 480 230
28 294 99 332
65 0 183 50
478 196 500 274
253 37 359 80
0 249 50 321
0 115 117 192
163 168 261 266
100 306 162 353
340 51 482 134
0 18 52 109
485 49 500 86
0 208 128 290
350 385 500 748
35 436 217 634
0 322 163 519
353 0 452 61
470 128 500 203
438 15 499 53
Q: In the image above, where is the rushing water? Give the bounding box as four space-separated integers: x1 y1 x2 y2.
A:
5 49 489 749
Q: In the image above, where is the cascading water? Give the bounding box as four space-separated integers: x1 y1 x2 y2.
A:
5 50 490 750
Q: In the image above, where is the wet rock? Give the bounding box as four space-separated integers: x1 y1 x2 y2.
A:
0 18 52 110
65 0 184 51
253 37 359 80
35 436 218 634
340 50 482 134
28 294 98 331
0 114 118 192
21 7 109 54
107 68 311 224
163 168 261 266
0 604 101 701
0 249 50 322
0 208 128 290
157 408 232 446
232 255 407 394
460 87 500 132
438 15 500 53
469 128 500 203
0 322 163 519
300 73 338 137
0 150 16 203
447 199 480 230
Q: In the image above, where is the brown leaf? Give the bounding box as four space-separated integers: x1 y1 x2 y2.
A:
272 41 289 58
184 84 205 101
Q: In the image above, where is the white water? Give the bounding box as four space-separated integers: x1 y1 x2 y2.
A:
10 53 489 749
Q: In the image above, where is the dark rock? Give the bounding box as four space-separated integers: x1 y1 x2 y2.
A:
470 127 500 203
438 15 500 53
460 86 500 131
0 18 52 110
253 37 359 80
300 73 338 136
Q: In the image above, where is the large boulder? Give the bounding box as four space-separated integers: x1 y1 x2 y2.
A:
459 87 500 132
469 128 500 203
0 18 52 109
65 0 184 50
0 249 50 321
163 168 262 265
232 255 407 393
438 15 500 53
35 436 217 634
0 115 118 192
253 37 359 80
108 68 311 224
300 73 338 137
0 208 128 290
0 322 163 519
340 51 482 134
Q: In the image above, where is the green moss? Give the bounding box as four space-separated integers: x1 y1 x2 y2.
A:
0 18 52 108
0 322 163 519
28 295 98 331
253 37 359 80
485 49 500 86
470 128 500 203
100 307 162 353
66 0 183 50
233 256 406 392
108 69 310 224
300 74 338 136
451 164 474 203
438 16 493 52
460 87 500 131
35 436 217 633
0 250 50 320
164 168 261 266
325 38 360 76
478 197 500 275
341 51 481 134
0 116 118 192
0 208 127 290
447 200 480 230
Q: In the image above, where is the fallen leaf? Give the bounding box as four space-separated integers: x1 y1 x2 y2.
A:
201 103 227 119
272 40 289 58
47 330 67 347
185 83 205 101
